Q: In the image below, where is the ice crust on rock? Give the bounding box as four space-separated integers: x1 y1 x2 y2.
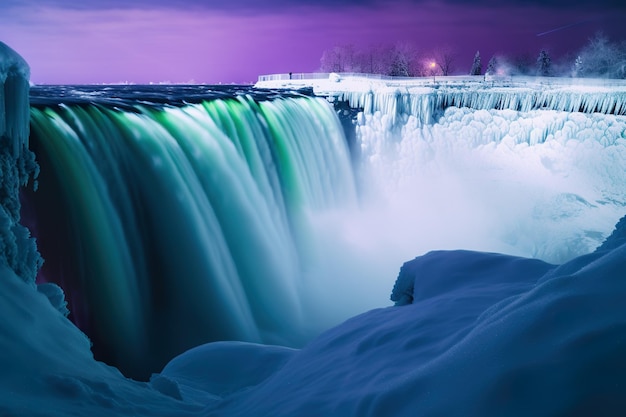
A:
0 41 31 158
595 214 626 252
0 42 41 286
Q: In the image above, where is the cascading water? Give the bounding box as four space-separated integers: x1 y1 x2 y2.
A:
27 94 357 379
26 82 626 382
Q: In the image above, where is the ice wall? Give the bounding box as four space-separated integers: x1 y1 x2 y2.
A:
0 41 41 285
340 87 626 127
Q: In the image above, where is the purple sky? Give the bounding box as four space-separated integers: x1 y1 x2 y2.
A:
1 0 624 84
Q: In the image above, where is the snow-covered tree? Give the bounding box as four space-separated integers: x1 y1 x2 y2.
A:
572 55 583 77
388 43 417 77
470 51 481 75
320 44 361 73
537 50 552 76
509 53 534 75
486 56 497 75
575 32 626 78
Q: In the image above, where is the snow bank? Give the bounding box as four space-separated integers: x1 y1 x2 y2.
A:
5 216 626 416
207 217 626 416
156 341 295 404
0 264 201 416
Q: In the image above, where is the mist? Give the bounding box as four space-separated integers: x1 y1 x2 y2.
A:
300 105 626 329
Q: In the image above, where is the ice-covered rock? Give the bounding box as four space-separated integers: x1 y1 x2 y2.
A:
0 41 30 158
0 42 41 285
595 214 626 252
391 250 554 306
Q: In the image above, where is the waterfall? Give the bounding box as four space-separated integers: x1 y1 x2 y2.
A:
28 95 356 379
27 83 626 381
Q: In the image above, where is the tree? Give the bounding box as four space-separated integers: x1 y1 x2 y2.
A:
433 47 457 76
572 55 583 77
359 45 390 75
388 43 417 77
575 32 626 78
510 53 534 75
470 51 481 75
320 44 361 73
486 56 498 75
537 50 552 76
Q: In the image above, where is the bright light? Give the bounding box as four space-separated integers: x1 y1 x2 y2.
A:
430 62 436 68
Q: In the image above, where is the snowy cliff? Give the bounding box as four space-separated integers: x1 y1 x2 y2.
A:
0 41 40 285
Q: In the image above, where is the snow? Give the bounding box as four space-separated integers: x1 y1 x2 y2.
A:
0 41 30 158
0 42 41 290
3 50 626 415
2 218 626 416
156 341 296 404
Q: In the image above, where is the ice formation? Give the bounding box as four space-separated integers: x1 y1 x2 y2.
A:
353 95 626 264
339 86 626 127
0 42 41 287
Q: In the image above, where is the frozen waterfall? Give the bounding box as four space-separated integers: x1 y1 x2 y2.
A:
338 85 626 127
342 85 626 266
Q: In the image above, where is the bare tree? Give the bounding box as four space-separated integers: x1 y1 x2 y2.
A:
433 47 457 76
320 44 361 73
575 32 626 78
358 44 394 75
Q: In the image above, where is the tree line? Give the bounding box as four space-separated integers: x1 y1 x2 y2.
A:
319 33 626 79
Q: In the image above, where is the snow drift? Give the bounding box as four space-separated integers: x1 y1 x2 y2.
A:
207 218 626 417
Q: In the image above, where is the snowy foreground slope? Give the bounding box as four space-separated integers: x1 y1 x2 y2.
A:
3 49 626 415
3 216 626 416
